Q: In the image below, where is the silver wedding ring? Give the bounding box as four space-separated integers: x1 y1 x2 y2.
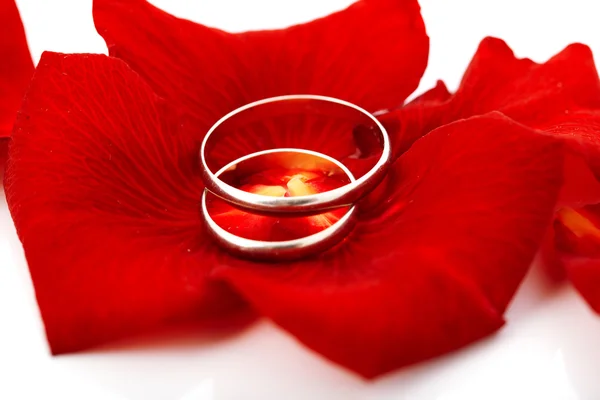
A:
201 148 357 260
199 95 390 260
200 95 391 214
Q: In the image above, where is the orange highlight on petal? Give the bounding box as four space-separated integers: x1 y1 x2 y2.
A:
557 207 600 240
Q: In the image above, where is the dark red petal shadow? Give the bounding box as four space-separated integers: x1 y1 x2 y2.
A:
0 0 33 163
4 52 245 354
214 113 564 378
381 37 600 156
93 0 428 165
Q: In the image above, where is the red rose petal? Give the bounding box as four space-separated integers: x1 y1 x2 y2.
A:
405 79 451 106
540 111 600 180
561 257 600 314
378 37 600 313
558 152 600 209
0 0 33 138
93 0 428 165
381 37 600 156
0 0 33 168
536 112 600 313
214 113 564 378
4 52 246 354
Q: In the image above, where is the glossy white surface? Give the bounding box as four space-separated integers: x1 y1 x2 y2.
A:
2 0 600 399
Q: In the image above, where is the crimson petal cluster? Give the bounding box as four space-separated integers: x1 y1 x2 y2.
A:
3 0 600 378
379 37 600 316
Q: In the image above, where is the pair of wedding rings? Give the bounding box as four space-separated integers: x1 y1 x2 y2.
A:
199 95 391 260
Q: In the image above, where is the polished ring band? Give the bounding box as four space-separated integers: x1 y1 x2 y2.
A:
201 148 357 260
200 95 391 214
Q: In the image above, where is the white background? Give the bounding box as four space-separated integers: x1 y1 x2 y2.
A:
2 0 600 399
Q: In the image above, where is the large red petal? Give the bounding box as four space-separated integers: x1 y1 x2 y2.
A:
0 0 33 162
93 0 428 164
214 113 564 378
378 38 600 311
381 37 600 156
4 52 245 354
